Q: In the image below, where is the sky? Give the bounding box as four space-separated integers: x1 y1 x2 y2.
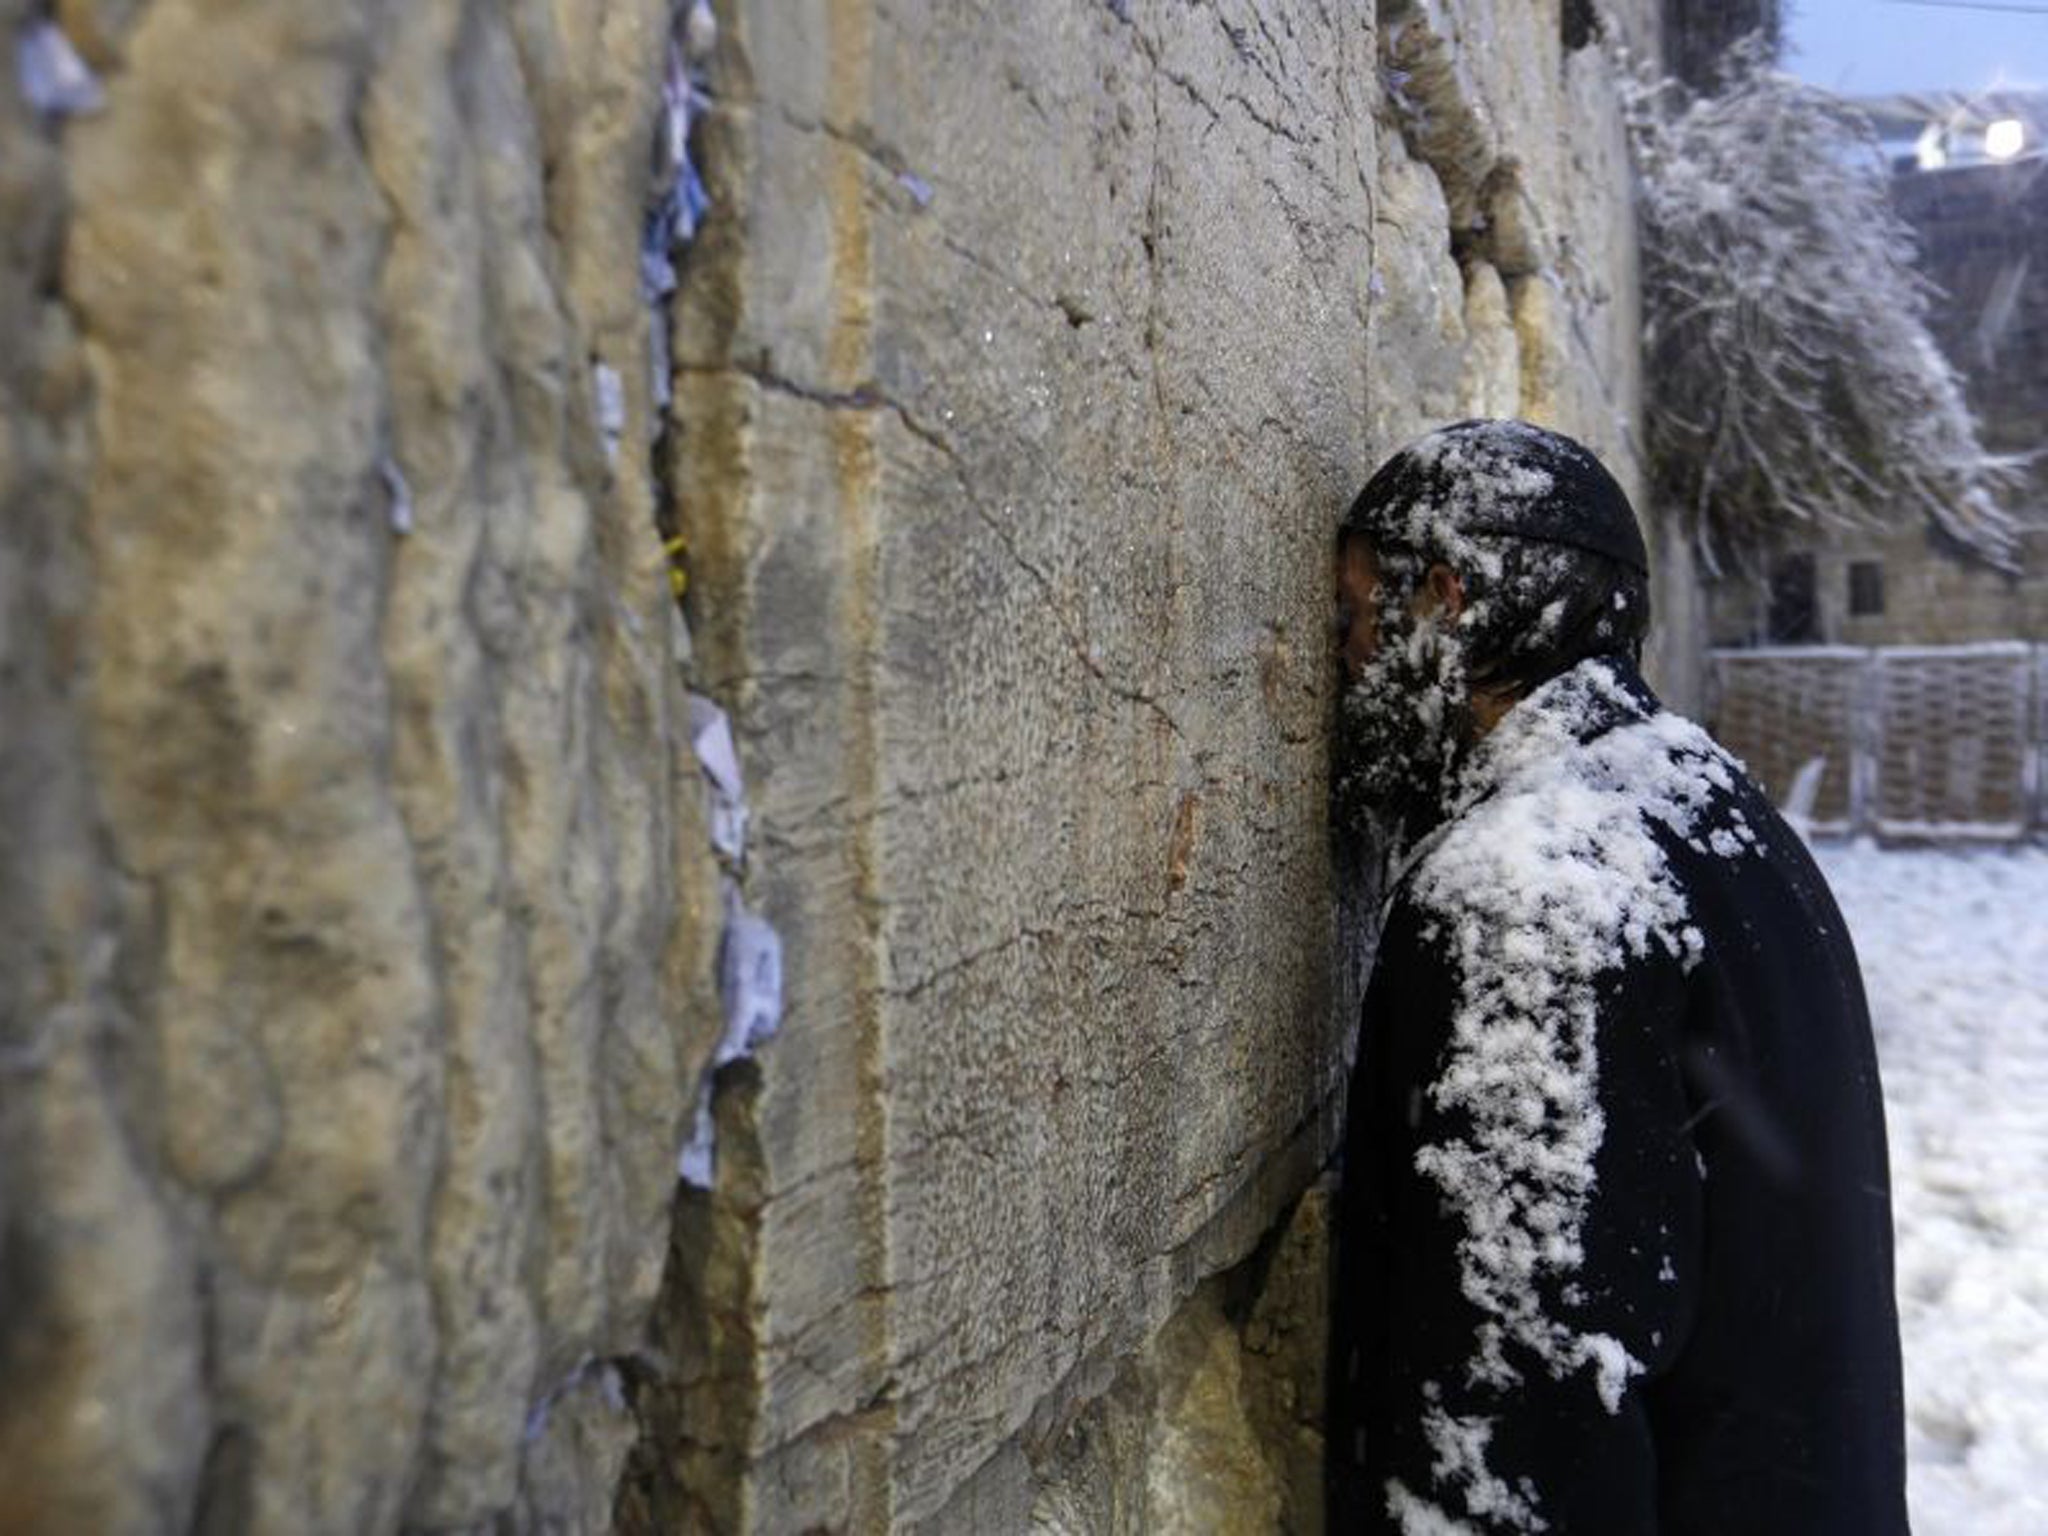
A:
1785 0 2048 95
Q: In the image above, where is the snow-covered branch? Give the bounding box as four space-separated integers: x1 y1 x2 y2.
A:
1623 39 2019 571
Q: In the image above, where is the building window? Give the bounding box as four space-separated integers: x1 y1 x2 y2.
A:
1848 560 1886 617
1767 552 1819 643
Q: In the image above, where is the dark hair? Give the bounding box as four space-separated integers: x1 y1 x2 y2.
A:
1349 527 1653 698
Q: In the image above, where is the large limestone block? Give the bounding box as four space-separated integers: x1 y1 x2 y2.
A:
1 2 723 1529
659 0 1376 1525
960 1182 1332 1536
1549 42 1653 493
1459 259 1521 419
1510 268 1572 427
1367 121 1467 453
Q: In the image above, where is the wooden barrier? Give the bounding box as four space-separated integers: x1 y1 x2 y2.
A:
1708 643 2044 841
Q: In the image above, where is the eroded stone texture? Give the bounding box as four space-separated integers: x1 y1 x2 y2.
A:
934 1183 1332 1536
1374 0 1689 708
650 0 1668 1527
1368 118 1470 451
1 2 723 1530
651 2 1673 1527
5 0 1680 1530
656 2 1379 1527
1459 260 1522 419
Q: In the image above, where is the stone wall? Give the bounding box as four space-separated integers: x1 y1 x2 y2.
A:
1707 524 2048 650
631 6 1379 1526
1369 0 1695 711
1 2 725 1529
1 1 1670 1531
632 0 1667 1529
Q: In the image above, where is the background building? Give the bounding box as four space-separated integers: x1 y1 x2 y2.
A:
1703 91 2046 842
1710 92 2048 649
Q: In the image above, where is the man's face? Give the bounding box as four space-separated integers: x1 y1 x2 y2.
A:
1335 537 1382 681
1332 535 1471 827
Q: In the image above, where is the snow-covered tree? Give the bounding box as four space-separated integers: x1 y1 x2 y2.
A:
1624 39 2018 571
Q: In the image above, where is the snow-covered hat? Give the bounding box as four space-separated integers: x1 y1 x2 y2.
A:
1346 419 1649 576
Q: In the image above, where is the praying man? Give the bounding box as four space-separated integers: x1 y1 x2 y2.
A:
1325 420 1909 1535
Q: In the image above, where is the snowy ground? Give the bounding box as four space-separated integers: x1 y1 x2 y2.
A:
1814 841 2048 1534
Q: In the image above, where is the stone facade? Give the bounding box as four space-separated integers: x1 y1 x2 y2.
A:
2 1 1669 1531
1706 522 2048 651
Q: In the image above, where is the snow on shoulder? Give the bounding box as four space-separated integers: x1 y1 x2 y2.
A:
1393 658 1757 1528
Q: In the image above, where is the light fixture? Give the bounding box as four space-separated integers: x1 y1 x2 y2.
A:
1985 118 2026 161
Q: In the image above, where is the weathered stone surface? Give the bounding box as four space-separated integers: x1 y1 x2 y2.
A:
643 0 1672 1527
2 2 723 1529
1459 260 1522 419
654 2 1379 1526
1382 0 1501 229
1551 36 1703 713
1376 0 1690 709
1368 117 1470 451
954 1183 1332 1536
4 0 1679 1530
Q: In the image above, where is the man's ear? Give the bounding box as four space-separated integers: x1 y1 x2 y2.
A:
1423 562 1466 620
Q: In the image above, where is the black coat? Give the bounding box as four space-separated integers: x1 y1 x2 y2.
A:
1327 660 1908 1534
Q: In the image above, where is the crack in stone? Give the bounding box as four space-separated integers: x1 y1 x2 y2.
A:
774 103 918 187
1226 88 1310 147
886 923 1058 1001
692 361 1187 740
1158 64 1224 135
930 229 1075 326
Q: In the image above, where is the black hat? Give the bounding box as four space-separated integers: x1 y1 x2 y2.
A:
1345 419 1649 575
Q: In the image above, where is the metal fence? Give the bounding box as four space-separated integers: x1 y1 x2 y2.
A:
1708 643 2046 841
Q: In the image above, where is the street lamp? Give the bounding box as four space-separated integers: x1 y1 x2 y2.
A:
1984 118 2026 161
